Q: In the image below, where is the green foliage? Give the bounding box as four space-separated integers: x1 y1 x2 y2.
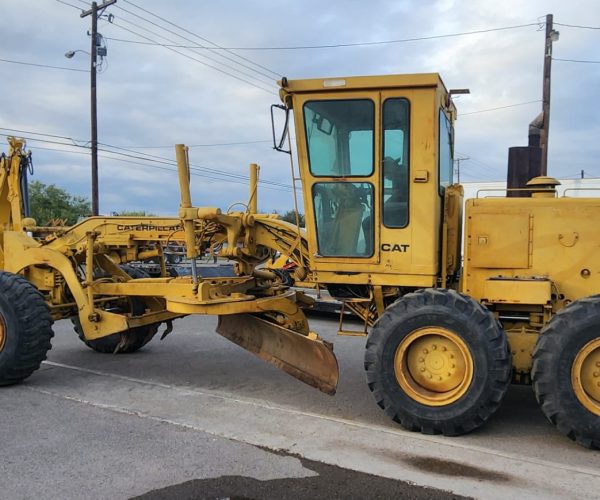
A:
114 210 156 217
279 209 305 227
28 180 91 225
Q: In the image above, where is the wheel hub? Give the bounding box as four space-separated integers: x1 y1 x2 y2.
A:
572 338 600 416
394 327 473 406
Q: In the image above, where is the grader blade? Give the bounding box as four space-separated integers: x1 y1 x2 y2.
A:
216 314 339 395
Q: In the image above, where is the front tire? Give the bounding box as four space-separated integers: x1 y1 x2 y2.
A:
72 265 159 354
365 288 511 436
532 296 600 449
0 272 54 385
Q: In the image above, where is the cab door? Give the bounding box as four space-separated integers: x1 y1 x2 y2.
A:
293 91 381 271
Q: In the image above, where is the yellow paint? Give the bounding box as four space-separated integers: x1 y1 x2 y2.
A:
572 338 600 416
394 327 473 406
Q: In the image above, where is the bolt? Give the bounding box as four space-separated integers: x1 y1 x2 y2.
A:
449 354 455 359
418 357 424 362
447 372 452 377
420 367 426 372
423 348 429 354
596 361 600 368
432 344 437 350
594 372 599 378
441 346 447 352
437 376 443 381
451 364 456 369
427 373 432 379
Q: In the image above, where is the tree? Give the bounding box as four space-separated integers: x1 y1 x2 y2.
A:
113 210 156 217
28 181 91 225
279 209 305 227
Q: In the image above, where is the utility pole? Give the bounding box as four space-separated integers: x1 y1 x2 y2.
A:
80 0 116 215
540 13 559 175
454 157 469 184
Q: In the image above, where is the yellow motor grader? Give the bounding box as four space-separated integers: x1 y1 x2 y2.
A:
0 138 337 394
1 72 599 450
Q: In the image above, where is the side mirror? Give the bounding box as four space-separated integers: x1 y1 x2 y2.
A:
271 104 291 154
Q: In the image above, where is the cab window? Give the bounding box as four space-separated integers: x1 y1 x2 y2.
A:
382 98 410 228
439 110 454 193
312 182 374 257
303 99 374 177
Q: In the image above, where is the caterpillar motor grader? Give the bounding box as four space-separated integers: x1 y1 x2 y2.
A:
1 72 599 450
268 73 600 448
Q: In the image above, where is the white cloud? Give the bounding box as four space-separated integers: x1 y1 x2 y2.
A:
1 0 598 215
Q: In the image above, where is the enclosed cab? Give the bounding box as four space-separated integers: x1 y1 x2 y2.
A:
279 74 461 292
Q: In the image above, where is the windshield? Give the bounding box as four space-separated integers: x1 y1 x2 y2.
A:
303 99 374 177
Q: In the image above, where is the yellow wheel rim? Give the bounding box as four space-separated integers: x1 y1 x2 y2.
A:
394 327 474 406
572 338 600 416
0 314 6 352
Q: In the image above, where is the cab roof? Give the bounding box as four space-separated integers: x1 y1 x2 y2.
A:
279 73 448 94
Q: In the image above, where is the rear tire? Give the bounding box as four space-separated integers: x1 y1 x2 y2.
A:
72 265 159 354
0 272 53 385
532 296 600 449
365 288 511 436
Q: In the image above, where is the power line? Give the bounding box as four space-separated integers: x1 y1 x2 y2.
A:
459 100 541 116
27 143 292 192
112 140 273 149
554 22 600 30
0 126 292 189
117 1 280 79
55 0 84 11
97 142 293 189
108 21 275 95
0 57 88 73
111 10 275 86
553 57 600 64
106 22 541 51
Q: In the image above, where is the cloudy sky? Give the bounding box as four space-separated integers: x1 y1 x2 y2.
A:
1 0 598 215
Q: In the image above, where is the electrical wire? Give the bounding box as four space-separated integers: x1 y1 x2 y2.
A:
121 0 280 78
26 143 292 192
459 100 541 116
106 22 542 51
116 2 280 80
0 57 88 73
124 140 273 149
0 127 293 190
55 0 84 11
110 15 274 87
554 22 600 30
553 57 600 64
108 21 275 95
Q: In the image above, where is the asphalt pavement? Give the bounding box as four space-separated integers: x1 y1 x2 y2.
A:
1 312 600 499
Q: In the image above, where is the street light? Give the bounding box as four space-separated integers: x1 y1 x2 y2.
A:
64 49 90 59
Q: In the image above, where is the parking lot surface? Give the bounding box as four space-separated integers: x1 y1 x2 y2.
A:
2 313 600 499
